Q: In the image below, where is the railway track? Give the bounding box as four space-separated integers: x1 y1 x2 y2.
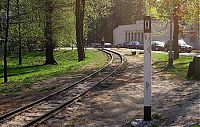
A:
0 49 124 127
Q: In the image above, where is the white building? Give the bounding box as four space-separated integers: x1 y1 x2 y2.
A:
113 20 200 49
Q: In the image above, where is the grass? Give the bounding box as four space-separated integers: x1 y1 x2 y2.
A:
152 53 193 80
193 124 200 127
0 49 107 94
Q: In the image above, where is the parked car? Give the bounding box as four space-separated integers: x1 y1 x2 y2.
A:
116 43 123 48
104 42 112 48
126 41 141 49
117 41 143 49
138 41 144 49
122 42 130 48
178 39 193 53
151 41 165 51
164 39 193 53
116 42 129 48
92 43 101 48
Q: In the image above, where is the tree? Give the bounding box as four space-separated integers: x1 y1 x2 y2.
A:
1 0 113 63
75 0 112 61
75 0 85 62
3 0 10 83
148 0 198 59
44 0 57 64
7 0 76 64
16 0 22 65
172 4 180 59
87 0 143 43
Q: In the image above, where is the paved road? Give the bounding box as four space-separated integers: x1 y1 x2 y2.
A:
179 52 199 57
57 47 200 57
56 47 94 50
110 48 200 57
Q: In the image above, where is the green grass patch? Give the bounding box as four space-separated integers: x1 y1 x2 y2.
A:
193 124 200 127
152 53 193 80
0 49 107 94
152 53 168 62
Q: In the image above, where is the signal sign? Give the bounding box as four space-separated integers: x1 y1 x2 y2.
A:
144 16 151 33
143 16 152 121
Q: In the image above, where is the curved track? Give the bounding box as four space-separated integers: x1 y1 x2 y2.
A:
0 49 124 127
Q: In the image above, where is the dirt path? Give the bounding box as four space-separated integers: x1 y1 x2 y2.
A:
49 48 199 127
0 49 199 127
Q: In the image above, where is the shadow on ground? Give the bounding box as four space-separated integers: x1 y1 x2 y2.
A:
72 60 199 126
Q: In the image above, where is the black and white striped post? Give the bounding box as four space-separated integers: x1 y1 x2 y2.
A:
143 16 152 121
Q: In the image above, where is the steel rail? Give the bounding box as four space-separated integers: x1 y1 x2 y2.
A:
24 49 124 127
0 50 113 122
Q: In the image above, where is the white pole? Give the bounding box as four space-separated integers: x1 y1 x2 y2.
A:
198 0 200 54
143 16 152 121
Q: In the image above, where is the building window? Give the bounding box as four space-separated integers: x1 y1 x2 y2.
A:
125 33 128 42
134 33 137 41
131 33 134 41
128 33 130 41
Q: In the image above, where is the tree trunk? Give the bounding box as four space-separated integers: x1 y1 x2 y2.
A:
4 0 10 83
76 0 85 62
173 9 179 60
17 0 22 65
44 0 57 65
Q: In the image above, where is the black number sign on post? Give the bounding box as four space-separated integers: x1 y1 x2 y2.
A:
144 16 151 33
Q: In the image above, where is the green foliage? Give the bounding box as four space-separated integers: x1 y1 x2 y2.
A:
152 53 193 80
193 124 200 127
111 0 144 24
152 53 168 62
152 113 162 120
85 0 111 21
147 0 199 24
84 0 112 43
0 49 107 94
0 0 113 50
88 0 144 43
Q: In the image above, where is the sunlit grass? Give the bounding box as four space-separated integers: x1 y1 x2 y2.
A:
0 49 107 94
152 53 193 80
193 124 200 127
